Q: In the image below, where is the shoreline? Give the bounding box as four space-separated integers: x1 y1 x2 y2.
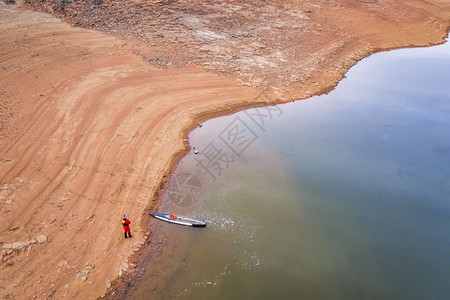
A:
109 30 450 299
0 1 449 299
115 37 450 298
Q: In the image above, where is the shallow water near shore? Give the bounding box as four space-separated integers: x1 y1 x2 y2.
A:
127 41 450 299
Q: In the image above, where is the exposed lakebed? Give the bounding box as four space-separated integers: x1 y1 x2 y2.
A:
125 40 450 299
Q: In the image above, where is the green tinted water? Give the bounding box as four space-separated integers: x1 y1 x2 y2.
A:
127 41 450 299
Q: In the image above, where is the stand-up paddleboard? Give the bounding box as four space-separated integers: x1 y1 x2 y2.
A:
150 212 206 227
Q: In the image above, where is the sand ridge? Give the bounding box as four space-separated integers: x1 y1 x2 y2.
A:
0 4 261 298
0 0 449 299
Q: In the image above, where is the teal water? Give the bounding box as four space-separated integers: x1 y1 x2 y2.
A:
128 41 450 299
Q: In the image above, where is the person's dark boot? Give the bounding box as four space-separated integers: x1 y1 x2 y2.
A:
128 233 133 238
124 232 128 239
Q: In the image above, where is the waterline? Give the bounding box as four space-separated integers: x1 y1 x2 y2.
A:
129 40 450 299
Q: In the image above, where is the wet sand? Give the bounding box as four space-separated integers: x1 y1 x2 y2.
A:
0 1 449 299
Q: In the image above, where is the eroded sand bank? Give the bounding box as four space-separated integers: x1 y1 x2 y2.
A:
0 1 449 298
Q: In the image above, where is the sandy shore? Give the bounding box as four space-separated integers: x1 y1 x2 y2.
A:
0 0 449 299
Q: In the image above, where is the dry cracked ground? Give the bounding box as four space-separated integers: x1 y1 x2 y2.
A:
23 0 450 98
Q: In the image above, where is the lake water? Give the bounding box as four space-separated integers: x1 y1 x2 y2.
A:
126 40 450 299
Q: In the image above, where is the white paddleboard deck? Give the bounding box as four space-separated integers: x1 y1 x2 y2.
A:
150 212 206 227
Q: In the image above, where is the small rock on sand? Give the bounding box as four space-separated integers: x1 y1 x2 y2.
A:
10 226 19 231
6 260 13 266
85 263 95 270
36 235 48 244
12 242 25 250
76 270 89 280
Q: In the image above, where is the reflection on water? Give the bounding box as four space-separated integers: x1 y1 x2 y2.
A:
129 41 450 299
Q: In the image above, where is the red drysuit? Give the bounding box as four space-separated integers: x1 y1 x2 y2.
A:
122 218 131 233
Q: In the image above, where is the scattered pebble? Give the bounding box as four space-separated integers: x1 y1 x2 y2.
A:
76 270 89 281
36 235 48 244
6 260 13 266
10 226 19 231
85 263 95 270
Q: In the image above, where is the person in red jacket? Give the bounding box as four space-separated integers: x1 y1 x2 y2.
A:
121 214 132 238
